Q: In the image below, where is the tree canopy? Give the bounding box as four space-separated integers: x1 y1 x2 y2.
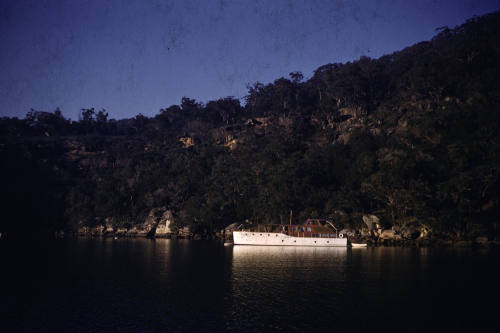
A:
1 11 499 239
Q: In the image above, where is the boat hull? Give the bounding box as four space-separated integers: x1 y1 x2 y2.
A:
233 231 347 247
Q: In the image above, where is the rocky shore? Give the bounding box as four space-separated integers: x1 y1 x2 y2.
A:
56 208 499 247
72 207 192 239
339 214 498 247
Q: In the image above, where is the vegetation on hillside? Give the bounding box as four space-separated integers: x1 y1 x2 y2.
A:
1 11 499 239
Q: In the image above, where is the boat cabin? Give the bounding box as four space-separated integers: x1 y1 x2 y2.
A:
246 218 341 238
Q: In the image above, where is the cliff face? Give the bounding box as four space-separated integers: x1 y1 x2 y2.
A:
1 11 500 240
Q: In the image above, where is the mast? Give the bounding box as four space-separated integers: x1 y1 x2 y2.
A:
325 220 338 237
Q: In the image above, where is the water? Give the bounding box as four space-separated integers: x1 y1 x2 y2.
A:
1 238 498 332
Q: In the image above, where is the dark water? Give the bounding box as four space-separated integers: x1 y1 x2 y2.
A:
1 238 498 332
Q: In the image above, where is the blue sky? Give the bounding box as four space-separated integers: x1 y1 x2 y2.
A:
1 0 499 120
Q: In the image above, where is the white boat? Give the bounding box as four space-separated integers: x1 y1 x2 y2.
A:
350 243 367 248
233 218 347 247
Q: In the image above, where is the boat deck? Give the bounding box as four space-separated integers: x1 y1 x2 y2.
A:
233 231 347 247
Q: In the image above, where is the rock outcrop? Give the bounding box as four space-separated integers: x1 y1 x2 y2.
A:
178 226 192 238
104 218 114 234
362 214 381 230
179 136 194 148
91 225 104 236
126 207 170 237
362 214 382 237
474 237 489 245
155 210 174 237
77 226 89 236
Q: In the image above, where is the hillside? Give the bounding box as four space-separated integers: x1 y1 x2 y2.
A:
1 11 500 241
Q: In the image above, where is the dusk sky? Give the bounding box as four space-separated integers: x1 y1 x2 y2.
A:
1 0 499 120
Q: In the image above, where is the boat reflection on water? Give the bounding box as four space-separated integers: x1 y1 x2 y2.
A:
225 245 349 331
232 244 347 259
231 245 348 273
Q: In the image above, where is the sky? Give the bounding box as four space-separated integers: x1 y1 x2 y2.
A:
1 0 499 120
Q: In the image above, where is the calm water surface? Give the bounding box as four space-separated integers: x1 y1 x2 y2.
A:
1 238 498 332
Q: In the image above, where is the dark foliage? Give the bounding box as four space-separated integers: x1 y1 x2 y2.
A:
1 11 499 238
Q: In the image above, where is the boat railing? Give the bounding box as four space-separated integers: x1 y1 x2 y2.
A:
237 230 344 239
286 232 340 238
237 223 343 238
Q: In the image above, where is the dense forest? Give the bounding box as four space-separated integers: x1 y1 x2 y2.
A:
1 11 499 240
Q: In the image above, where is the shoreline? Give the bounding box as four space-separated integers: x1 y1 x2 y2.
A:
62 232 499 248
